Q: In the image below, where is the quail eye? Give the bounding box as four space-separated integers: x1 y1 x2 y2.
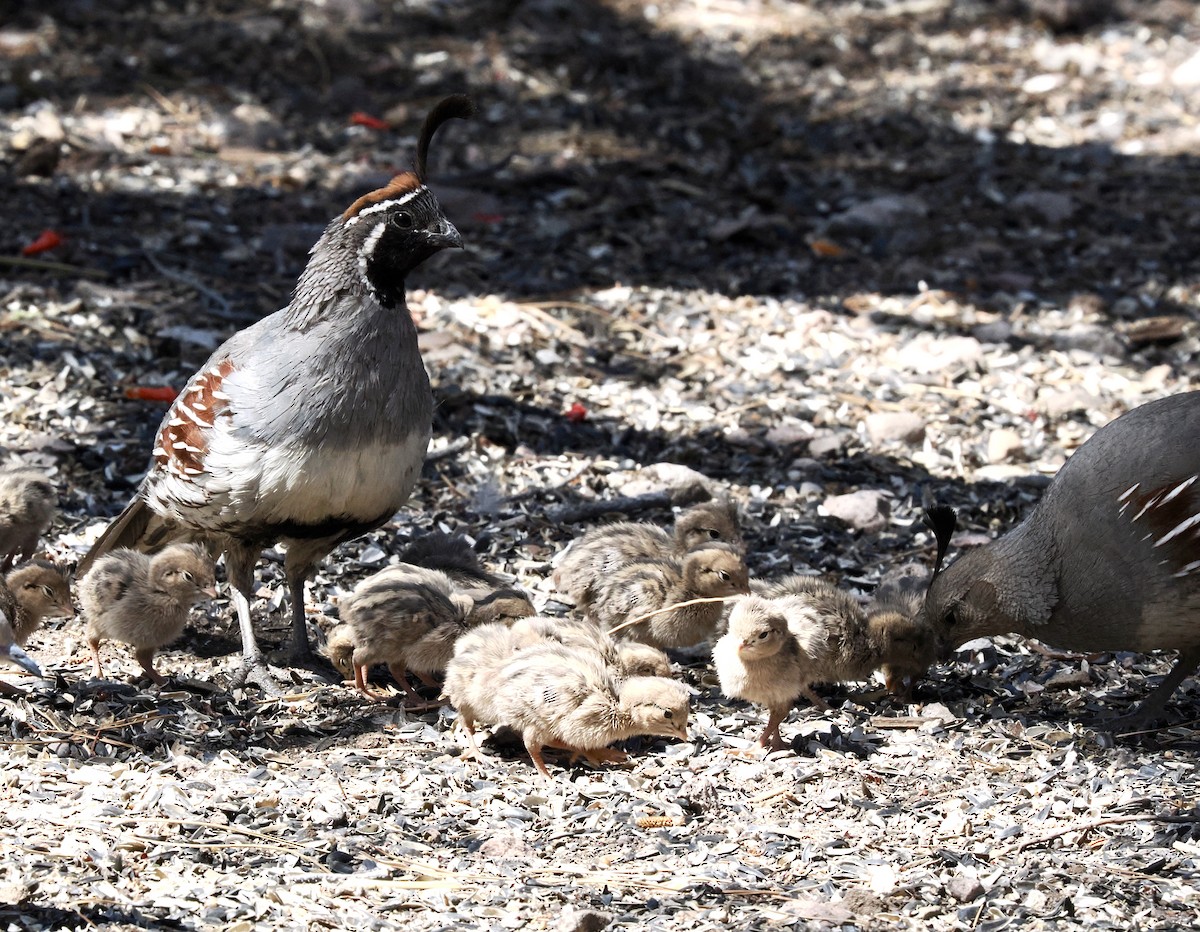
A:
42 586 55 598
663 710 673 720
717 571 731 582
390 211 414 230
182 571 194 583
757 631 769 640
706 528 720 539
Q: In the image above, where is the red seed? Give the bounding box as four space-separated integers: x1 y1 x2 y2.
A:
124 386 179 403
21 230 64 256
349 111 389 130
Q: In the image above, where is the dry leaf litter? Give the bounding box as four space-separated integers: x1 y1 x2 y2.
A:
1 1 1199 929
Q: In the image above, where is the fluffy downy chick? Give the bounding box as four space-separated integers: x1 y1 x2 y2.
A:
491 642 690 778
0 469 56 570
554 499 744 609
867 563 934 697
81 544 217 685
590 543 751 649
341 563 476 704
399 532 504 589
758 574 937 701
713 598 810 751
2 560 73 646
510 615 672 679
442 620 524 756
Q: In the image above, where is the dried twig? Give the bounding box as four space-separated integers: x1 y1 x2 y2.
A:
607 595 738 635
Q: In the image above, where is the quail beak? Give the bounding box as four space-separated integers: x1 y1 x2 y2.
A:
5 643 42 678
427 217 464 250
202 584 219 599
56 601 76 619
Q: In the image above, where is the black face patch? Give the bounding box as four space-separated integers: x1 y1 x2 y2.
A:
355 189 458 307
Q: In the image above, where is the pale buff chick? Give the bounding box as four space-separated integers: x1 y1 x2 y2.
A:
2 560 74 646
759 575 937 703
341 563 475 705
510 615 672 679
399 533 534 626
866 564 934 697
0 468 56 571
81 544 217 685
442 620 524 757
491 642 690 778
553 499 744 609
713 596 821 751
466 587 535 626
589 543 751 649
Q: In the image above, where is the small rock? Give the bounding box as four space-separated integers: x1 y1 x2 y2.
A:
766 422 815 446
822 490 891 532
865 411 925 446
828 194 929 233
1037 386 1099 418
986 428 1023 464
946 875 985 903
616 463 712 500
892 335 983 374
1011 190 1074 225
807 431 847 457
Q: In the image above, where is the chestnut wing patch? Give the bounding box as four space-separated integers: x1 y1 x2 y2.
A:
152 359 236 480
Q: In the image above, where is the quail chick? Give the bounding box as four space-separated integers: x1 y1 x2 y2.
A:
341 563 476 704
321 623 357 682
0 612 42 692
81 544 218 685
491 642 690 778
712 599 811 751
510 615 672 678
759 574 937 702
0 468 56 570
2 560 74 646
867 563 933 697
466 587 536 626
554 499 743 610
589 543 750 649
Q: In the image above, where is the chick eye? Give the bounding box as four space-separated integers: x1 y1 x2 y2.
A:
663 710 673 720
182 571 194 583
390 211 414 230
42 586 55 598
706 528 721 539
717 571 731 582
945 609 959 627
757 631 769 640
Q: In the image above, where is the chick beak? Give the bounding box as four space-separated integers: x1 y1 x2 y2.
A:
202 584 219 599
6 643 42 678
57 600 76 618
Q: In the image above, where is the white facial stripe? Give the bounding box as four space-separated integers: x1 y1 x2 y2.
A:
343 187 426 226
358 222 388 282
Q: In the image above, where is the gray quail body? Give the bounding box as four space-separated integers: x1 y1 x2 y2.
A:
76 97 473 689
81 543 218 684
925 391 1200 725
0 613 41 684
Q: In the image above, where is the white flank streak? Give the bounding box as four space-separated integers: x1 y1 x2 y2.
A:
1117 482 1141 502
343 189 425 227
1132 497 1160 522
1174 560 1200 578
210 390 231 401
1160 475 1198 505
176 403 207 427
1155 512 1200 547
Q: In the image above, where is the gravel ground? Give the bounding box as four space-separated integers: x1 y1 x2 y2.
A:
2 1 1199 929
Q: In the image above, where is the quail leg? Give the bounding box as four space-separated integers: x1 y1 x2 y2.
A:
801 684 831 712
88 637 105 680
354 663 389 701
1109 648 1200 734
282 562 316 667
524 739 554 780
225 549 283 696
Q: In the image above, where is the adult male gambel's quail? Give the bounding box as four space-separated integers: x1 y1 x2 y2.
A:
77 96 473 689
925 391 1200 726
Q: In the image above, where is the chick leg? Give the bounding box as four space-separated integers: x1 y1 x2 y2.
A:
523 736 554 780
354 663 388 701
134 647 167 687
801 684 831 712
225 545 281 696
88 637 105 680
759 705 790 752
387 663 443 710
456 716 489 763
